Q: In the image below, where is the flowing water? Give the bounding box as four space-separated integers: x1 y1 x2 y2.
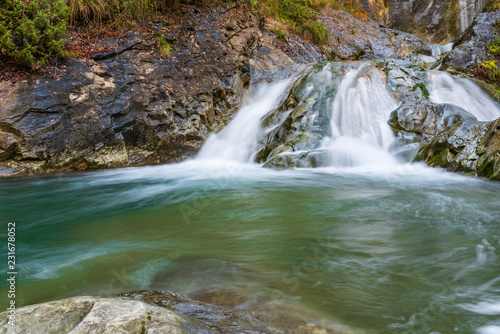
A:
459 0 485 32
322 65 399 168
427 71 500 122
1 66 500 334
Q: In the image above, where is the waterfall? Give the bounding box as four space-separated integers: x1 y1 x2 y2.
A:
322 65 400 167
197 79 292 163
198 63 500 170
459 0 484 32
427 71 500 122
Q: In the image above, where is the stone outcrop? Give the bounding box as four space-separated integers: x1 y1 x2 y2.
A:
0 293 277 334
0 290 347 334
386 0 462 43
342 0 483 43
414 117 500 180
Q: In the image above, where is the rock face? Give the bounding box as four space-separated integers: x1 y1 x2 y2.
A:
0 5 324 177
0 292 277 334
440 11 500 73
386 0 462 43
345 0 483 43
320 9 434 61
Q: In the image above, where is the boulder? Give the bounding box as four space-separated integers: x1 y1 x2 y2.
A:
0 293 276 334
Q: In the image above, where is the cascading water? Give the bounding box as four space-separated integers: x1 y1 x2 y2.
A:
197 63 500 170
197 79 292 163
427 71 500 122
322 65 400 167
430 43 453 56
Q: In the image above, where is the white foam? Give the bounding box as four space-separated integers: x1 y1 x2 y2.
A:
431 43 453 56
477 325 500 334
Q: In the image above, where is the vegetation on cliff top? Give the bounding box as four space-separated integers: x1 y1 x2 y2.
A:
0 0 367 70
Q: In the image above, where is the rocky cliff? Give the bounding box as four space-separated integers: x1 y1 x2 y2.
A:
0 5 435 177
0 5 325 176
347 0 484 43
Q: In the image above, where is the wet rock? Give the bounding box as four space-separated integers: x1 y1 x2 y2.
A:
414 119 488 172
0 6 308 177
415 117 500 179
262 149 330 168
439 11 500 73
255 62 346 167
476 118 500 180
389 102 476 143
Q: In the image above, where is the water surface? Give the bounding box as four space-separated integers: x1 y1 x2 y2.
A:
1 161 499 333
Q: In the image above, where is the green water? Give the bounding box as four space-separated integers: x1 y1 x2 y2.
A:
1 160 499 333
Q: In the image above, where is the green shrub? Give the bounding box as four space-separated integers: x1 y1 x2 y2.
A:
302 21 329 43
271 26 288 43
156 33 172 58
251 0 332 44
478 60 500 81
0 0 71 68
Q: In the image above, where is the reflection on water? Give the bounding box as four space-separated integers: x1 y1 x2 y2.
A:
1 161 499 333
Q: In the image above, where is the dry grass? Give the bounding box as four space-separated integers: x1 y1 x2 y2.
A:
68 0 166 26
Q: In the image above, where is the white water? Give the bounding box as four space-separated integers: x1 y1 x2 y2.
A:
197 79 291 163
427 71 500 121
431 43 453 56
197 65 500 171
323 66 400 167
